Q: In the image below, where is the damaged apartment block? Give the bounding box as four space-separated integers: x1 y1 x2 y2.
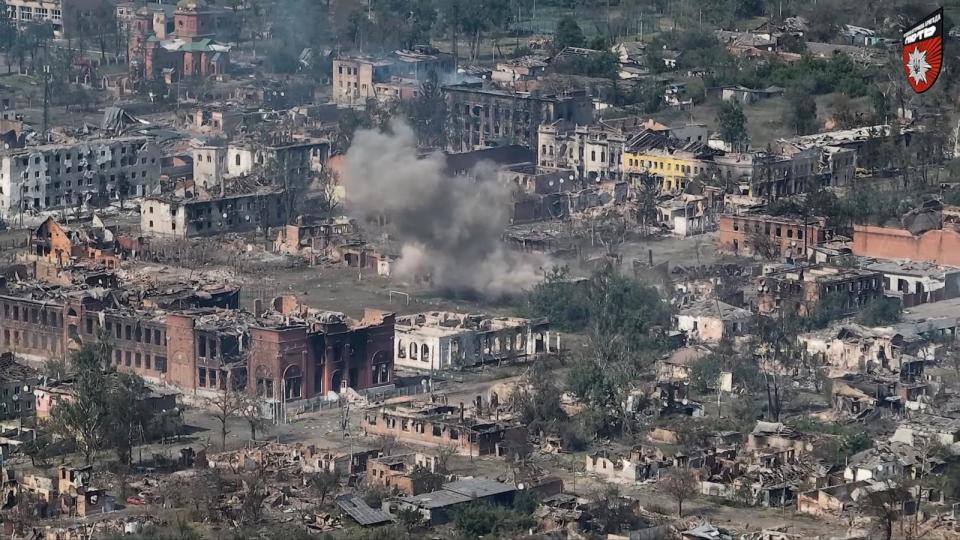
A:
0 137 162 212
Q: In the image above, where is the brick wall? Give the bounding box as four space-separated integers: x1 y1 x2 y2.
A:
853 224 960 266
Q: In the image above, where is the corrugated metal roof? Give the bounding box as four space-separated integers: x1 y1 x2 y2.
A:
336 494 393 526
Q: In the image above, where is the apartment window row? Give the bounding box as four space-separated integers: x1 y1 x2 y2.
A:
113 349 166 373
2 328 60 354
105 320 164 346
1 303 63 327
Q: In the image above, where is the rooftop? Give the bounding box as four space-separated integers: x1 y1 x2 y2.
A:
677 300 752 320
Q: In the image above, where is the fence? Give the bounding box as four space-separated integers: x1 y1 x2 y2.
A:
285 380 444 416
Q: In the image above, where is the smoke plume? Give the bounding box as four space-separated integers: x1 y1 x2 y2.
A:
342 121 543 298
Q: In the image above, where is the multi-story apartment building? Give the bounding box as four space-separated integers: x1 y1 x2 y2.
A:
756 265 884 317
333 47 454 106
444 84 593 152
537 120 626 181
6 0 108 38
140 187 288 238
0 137 161 215
718 214 829 260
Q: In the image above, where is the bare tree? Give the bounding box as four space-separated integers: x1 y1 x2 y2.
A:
238 392 269 441
858 482 912 540
308 470 341 506
660 468 698 517
206 384 244 450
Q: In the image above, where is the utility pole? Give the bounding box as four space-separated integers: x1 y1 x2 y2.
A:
42 64 50 139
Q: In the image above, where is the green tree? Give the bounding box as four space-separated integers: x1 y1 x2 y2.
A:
406 70 447 148
716 100 748 147
786 86 819 135
857 298 902 327
49 344 111 463
106 372 153 466
554 16 585 50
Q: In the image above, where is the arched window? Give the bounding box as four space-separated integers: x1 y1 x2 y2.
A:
410 342 418 359
255 366 274 399
397 339 406 358
235 154 241 167
284 366 302 400
421 344 430 362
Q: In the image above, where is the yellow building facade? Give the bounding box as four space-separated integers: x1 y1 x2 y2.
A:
623 149 715 192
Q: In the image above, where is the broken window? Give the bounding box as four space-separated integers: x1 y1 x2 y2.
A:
155 329 161 344
124 351 131 366
198 338 207 358
144 354 151 370
397 339 406 358
198 367 207 387
209 369 217 388
284 366 302 400
421 344 430 362
135 353 141 368
409 343 418 359
155 356 167 373
449 429 459 440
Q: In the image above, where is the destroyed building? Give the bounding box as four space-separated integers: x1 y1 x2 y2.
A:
863 260 960 307
0 137 162 213
444 84 593 152
717 214 829 260
139 186 287 238
27 216 120 272
333 47 455 106
248 296 395 401
674 300 752 344
363 400 525 457
537 120 627 182
0 275 392 398
384 478 518 525
0 353 38 421
756 265 883 317
393 311 550 372
365 453 440 495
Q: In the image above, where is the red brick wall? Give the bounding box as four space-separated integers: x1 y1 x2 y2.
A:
853 225 960 266
165 314 197 390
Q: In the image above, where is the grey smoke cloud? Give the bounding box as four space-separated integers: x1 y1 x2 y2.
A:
342 120 543 297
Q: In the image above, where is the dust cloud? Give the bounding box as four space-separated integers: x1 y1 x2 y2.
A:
342 120 544 298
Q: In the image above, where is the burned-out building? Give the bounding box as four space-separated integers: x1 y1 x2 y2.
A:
444 84 593 152
248 296 395 402
333 47 454 106
364 400 526 457
0 353 38 421
365 453 440 496
139 187 287 238
717 214 829 260
0 272 392 398
756 265 883 317
0 137 162 213
393 311 550 372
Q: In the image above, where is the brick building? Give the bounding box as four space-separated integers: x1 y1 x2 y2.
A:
248 297 395 402
718 214 829 260
756 265 884 317
363 400 526 457
128 0 231 81
333 47 454 106
853 224 960 267
0 276 393 399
